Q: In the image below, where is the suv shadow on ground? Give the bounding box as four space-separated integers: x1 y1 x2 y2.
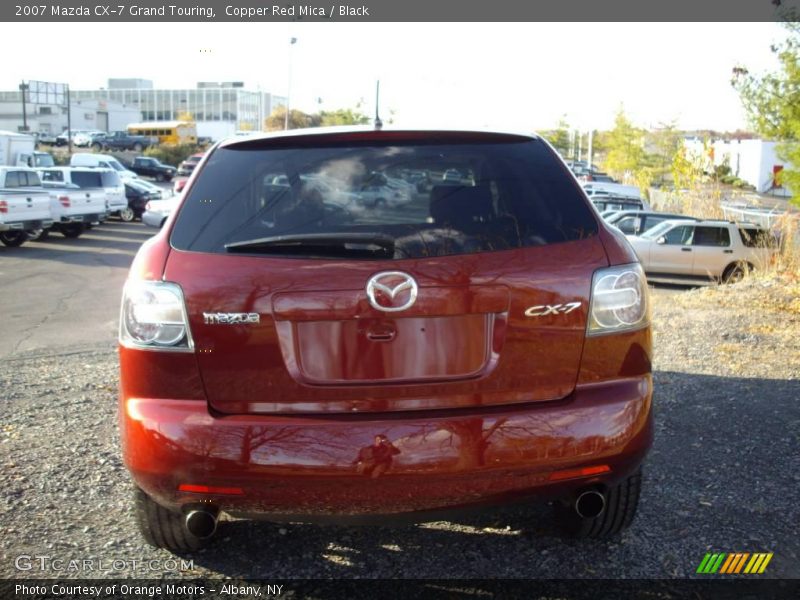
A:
165 370 800 579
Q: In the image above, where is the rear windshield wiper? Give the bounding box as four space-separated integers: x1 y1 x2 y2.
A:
225 232 396 257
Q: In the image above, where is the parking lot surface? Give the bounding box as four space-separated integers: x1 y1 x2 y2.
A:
1 222 798 579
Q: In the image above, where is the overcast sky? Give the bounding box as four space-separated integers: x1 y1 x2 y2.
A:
0 22 786 131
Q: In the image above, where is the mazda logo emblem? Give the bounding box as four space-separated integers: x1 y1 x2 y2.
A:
366 271 418 312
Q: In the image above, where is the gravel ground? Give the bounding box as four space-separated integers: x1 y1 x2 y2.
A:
1 275 799 581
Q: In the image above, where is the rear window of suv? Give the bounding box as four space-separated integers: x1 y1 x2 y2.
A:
170 136 599 259
739 227 778 248
70 171 104 188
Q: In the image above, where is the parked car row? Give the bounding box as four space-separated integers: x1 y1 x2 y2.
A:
0 161 171 246
0 166 106 246
566 159 617 183
52 129 155 152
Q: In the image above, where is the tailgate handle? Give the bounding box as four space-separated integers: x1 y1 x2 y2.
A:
681 248 692 252
723 249 733 254
366 324 397 342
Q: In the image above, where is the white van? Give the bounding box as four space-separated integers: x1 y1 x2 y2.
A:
70 153 138 182
39 166 127 216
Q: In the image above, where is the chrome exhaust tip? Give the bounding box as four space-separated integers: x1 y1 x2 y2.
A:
184 509 218 539
575 490 606 519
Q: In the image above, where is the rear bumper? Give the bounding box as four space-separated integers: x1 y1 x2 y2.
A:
59 213 107 224
142 211 167 228
121 376 653 518
0 219 54 232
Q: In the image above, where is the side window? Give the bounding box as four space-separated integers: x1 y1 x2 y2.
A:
693 226 730 247
645 216 668 229
738 228 777 248
615 216 640 234
24 171 41 186
663 225 693 245
71 172 102 188
5 171 20 188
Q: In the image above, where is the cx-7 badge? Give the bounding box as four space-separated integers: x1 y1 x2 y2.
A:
525 302 581 317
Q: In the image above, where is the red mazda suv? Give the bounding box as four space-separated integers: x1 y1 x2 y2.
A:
119 128 652 550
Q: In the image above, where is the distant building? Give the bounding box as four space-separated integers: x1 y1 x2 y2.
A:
684 137 792 196
72 79 286 141
0 92 140 135
108 78 153 90
0 79 287 141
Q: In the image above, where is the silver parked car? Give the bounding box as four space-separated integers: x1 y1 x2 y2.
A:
627 219 778 283
607 210 700 236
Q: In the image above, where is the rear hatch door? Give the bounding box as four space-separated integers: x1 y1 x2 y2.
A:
166 132 606 414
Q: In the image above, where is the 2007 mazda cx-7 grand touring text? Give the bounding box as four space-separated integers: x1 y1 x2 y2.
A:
119 128 653 550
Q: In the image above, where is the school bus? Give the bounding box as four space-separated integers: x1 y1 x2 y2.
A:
127 121 197 146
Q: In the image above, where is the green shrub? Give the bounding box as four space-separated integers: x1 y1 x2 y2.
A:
143 144 200 168
714 164 731 178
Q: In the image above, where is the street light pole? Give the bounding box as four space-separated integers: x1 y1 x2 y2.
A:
284 36 297 130
19 82 29 132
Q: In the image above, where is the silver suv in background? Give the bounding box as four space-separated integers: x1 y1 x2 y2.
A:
627 219 778 283
606 210 700 236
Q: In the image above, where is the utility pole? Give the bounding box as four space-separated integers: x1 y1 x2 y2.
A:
284 36 297 130
67 85 72 154
587 129 593 172
374 80 382 129
19 82 29 132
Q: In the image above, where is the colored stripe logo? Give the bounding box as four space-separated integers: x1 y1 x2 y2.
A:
697 552 773 574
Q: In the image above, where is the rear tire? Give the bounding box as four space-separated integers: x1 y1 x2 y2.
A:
722 262 749 284
554 469 642 539
59 223 85 238
0 231 28 247
133 143 143 152
92 143 102 151
119 207 136 222
134 487 212 551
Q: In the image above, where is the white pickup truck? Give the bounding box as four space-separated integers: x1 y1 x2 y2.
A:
0 169 52 247
0 166 107 242
38 167 127 218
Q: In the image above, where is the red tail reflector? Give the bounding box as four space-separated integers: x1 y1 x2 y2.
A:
58 196 70 208
178 484 244 495
0 200 7 214
548 464 611 481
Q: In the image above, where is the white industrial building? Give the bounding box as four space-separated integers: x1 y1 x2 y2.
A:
0 79 286 141
0 94 140 135
684 137 793 196
72 79 286 141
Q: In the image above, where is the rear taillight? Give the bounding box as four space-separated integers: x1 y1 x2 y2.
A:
59 196 70 208
0 200 7 214
119 280 193 351
587 263 649 336
144 202 151 211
